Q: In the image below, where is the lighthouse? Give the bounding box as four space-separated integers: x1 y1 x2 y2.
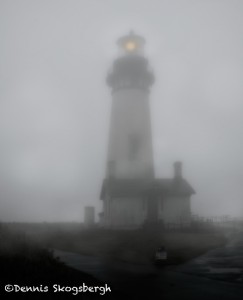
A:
100 32 195 229
106 31 154 179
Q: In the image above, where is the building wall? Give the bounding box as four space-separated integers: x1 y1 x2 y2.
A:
158 196 191 224
103 196 146 228
102 195 191 228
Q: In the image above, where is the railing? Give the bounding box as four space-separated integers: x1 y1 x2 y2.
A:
143 216 243 233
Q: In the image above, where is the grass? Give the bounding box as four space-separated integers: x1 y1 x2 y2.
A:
0 224 116 299
29 225 228 265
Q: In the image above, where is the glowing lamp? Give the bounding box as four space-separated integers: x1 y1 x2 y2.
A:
124 41 137 51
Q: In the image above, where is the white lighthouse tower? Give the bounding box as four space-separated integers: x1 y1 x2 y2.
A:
100 32 195 229
106 31 155 180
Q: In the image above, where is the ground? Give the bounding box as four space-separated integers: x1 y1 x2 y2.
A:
55 231 243 300
0 224 116 299
16 223 228 265
0 223 238 299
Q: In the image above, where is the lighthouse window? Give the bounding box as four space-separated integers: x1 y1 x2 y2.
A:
128 134 141 160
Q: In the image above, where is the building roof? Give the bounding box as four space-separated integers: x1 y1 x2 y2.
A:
100 178 195 200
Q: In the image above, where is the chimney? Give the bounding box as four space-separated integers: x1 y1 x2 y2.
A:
173 161 183 179
107 160 116 179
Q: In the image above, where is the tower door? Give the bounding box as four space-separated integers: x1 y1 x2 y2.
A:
146 196 158 223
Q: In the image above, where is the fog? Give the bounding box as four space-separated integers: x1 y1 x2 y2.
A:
0 0 243 222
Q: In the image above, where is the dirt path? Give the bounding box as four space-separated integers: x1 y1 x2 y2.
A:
53 233 243 299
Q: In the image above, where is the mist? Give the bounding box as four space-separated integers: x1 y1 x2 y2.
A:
0 0 243 222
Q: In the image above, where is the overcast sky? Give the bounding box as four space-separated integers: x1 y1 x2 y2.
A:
0 0 243 222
